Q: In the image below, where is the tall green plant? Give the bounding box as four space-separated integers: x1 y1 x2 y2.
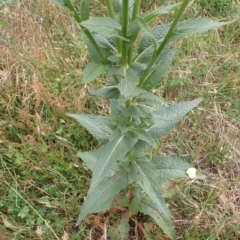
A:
50 0 230 238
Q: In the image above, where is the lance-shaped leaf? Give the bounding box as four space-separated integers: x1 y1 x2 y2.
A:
82 32 115 64
142 48 176 91
81 17 128 41
83 63 106 84
130 159 174 238
122 93 165 117
117 68 140 98
139 195 175 239
89 135 138 192
91 86 120 99
80 0 89 21
67 114 114 143
77 172 128 225
143 2 182 23
147 98 202 140
170 18 232 43
151 156 206 181
138 24 170 63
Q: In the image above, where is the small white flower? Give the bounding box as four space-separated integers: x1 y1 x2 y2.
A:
186 168 197 179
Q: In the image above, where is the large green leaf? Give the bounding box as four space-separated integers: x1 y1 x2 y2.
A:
77 172 128 225
139 195 175 239
147 98 202 139
81 17 128 41
67 114 114 142
130 159 174 239
89 135 138 192
117 68 140 98
122 93 165 117
83 63 106 84
170 18 231 43
141 48 176 91
138 18 230 63
143 3 182 23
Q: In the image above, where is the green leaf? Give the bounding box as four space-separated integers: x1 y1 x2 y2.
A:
117 68 140 98
170 18 231 43
130 159 174 239
147 98 202 139
83 63 106 84
122 93 165 117
67 114 114 142
128 129 156 147
91 86 120 99
77 172 128 225
142 48 176 91
137 17 155 40
89 135 138 192
151 156 193 180
138 24 170 62
81 17 128 41
50 0 73 12
77 151 97 172
82 32 115 63
139 195 175 239
143 3 182 23
80 0 89 21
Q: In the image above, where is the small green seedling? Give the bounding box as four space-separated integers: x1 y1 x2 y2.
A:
50 0 230 238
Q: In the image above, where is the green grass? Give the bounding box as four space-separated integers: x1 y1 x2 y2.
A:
0 0 240 239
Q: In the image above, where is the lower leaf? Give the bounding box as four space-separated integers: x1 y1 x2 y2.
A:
76 172 128 225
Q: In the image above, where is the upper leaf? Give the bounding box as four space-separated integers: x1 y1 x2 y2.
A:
142 3 182 23
122 93 165 117
83 63 106 84
138 23 170 62
82 32 115 64
170 18 231 43
130 159 174 239
147 98 202 140
81 17 128 41
67 114 114 143
77 172 128 225
89 135 138 192
141 48 176 91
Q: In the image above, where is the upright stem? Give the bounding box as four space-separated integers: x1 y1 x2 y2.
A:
132 0 142 21
121 0 129 69
106 0 115 18
127 0 142 66
140 0 190 85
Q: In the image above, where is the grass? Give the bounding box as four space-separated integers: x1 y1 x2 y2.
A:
0 0 239 239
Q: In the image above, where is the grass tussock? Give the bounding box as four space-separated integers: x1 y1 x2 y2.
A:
0 0 240 239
